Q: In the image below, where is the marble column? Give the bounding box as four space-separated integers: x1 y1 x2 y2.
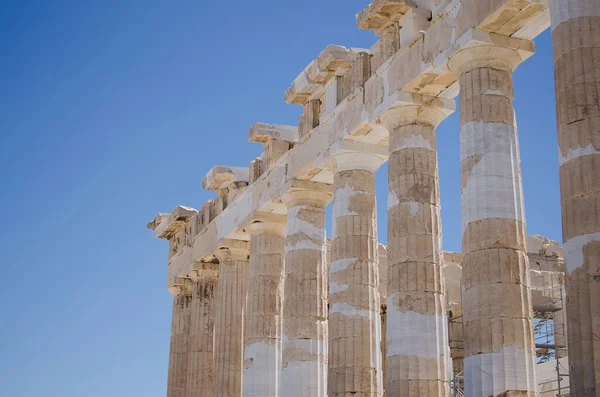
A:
186 265 218 397
327 151 384 397
280 183 332 397
213 242 250 397
168 280 193 397
550 1 600 395
380 102 452 397
449 44 537 397
243 217 286 397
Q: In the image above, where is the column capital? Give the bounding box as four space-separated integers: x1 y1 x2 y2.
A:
281 180 333 208
203 165 249 191
244 213 287 237
190 262 219 280
214 239 250 262
168 277 193 296
285 45 362 105
447 29 535 75
150 206 198 240
357 0 409 35
379 93 455 130
249 122 298 146
322 141 388 173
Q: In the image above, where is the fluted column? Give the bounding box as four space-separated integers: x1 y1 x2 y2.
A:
168 280 193 397
186 265 218 397
243 217 286 397
449 44 537 397
280 183 332 397
380 102 453 397
550 1 600 395
213 242 250 397
327 151 384 397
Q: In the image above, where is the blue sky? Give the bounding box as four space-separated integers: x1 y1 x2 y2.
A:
0 1 561 396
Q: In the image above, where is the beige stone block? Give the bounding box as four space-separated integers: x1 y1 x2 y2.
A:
566 262 600 395
388 40 425 95
463 218 527 253
463 282 533 323
330 236 379 264
389 170 440 204
463 315 536 357
386 363 449 396
334 214 378 239
351 52 372 93
388 235 442 267
201 200 216 229
248 123 298 144
559 155 600 240
453 0 514 40
388 123 437 151
553 18 600 152
365 74 385 113
459 67 515 125
203 166 249 191
370 40 384 74
388 202 440 237
335 169 376 193
356 0 411 34
154 206 199 241
400 8 431 48
388 258 444 291
382 22 401 62
462 247 529 289
249 158 263 183
299 99 321 139
479 0 546 37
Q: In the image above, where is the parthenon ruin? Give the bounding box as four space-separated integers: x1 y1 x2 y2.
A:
147 0 600 396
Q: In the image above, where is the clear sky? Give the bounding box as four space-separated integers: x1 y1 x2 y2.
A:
0 1 561 396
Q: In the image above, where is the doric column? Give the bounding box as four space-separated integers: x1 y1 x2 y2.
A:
168 279 193 397
243 216 286 397
550 1 600 395
213 241 250 397
186 264 218 397
448 42 538 397
380 99 454 397
326 150 385 397
280 182 332 397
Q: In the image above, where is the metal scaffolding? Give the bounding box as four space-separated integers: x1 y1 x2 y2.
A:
450 264 571 396
533 270 570 396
